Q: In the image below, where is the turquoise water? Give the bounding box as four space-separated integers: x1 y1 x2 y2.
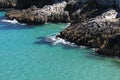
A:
0 12 120 80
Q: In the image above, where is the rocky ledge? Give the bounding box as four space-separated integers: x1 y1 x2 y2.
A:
57 9 120 57
6 1 70 24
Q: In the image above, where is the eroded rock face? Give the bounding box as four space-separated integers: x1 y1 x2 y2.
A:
57 9 120 48
6 0 120 23
65 0 120 13
57 5 120 57
6 1 70 24
98 34 120 57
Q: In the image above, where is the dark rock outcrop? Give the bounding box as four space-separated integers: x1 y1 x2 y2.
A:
0 0 67 9
57 9 120 48
16 0 55 9
56 0 120 57
6 0 120 24
16 0 73 9
98 34 120 57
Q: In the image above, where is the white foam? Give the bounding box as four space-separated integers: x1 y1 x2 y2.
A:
1 19 19 24
45 22 48 24
45 36 77 47
44 36 98 50
79 46 86 49
61 23 70 29
91 48 97 51
1 19 26 25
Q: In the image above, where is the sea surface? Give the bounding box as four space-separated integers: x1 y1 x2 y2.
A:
0 12 120 80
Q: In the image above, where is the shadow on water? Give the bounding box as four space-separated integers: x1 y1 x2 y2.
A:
0 16 5 20
0 14 35 30
34 36 109 61
109 58 120 68
0 20 35 30
0 24 29 30
34 37 79 50
34 36 89 50
34 36 54 47
85 52 106 60
0 20 46 30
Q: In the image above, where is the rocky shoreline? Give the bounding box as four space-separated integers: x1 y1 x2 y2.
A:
6 1 70 24
1 0 120 57
57 9 120 57
97 34 120 57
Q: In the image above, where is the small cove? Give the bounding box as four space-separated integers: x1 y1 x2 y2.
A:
0 12 120 80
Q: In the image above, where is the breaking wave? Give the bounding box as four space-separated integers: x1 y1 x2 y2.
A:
61 23 70 29
1 19 26 25
44 36 77 47
44 36 96 51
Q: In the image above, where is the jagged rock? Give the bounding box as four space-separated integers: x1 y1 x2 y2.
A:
98 34 120 57
57 9 120 48
6 1 70 24
6 0 120 24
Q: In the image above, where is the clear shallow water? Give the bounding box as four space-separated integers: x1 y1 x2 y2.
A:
0 12 120 80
